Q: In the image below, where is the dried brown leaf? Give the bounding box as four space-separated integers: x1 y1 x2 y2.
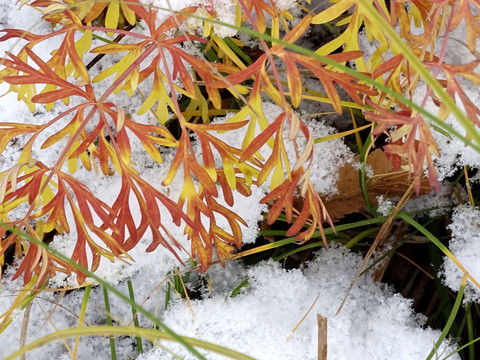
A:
324 149 431 221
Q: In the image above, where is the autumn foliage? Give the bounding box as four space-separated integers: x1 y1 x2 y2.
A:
0 0 479 285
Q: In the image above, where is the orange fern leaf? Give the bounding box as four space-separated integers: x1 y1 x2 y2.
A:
364 99 440 193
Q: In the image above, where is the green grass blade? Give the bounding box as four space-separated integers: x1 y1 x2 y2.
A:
165 281 172 311
74 284 91 358
223 37 252 65
358 135 378 217
426 274 467 360
127 279 143 353
345 228 379 248
441 337 480 360
102 286 117 360
230 278 249 298
466 303 475 360
273 241 326 261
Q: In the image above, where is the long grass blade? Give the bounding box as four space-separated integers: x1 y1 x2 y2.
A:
127 279 143 353
398 213 480 289
74 284 91 358
103 286 117 360
426 274 467 360
3 326 258 360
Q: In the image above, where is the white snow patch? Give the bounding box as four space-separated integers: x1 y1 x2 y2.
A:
441 205 480 302
138 246 459 360
307 120 355 196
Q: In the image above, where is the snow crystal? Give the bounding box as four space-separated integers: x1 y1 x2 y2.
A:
441 205 480 302
376 195 394 216
273 0 297 11
402 183 466 218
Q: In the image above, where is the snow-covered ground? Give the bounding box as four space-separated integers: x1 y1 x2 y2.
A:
1 1 479 359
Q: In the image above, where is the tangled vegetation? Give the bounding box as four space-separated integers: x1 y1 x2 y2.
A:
1 0 480 358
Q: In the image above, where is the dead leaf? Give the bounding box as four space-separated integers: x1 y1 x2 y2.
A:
323 149 431 221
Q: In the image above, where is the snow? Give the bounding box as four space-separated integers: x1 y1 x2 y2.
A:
441 205 480 302
1 247 460 360
427 83 480 182
306 120 355 197
138 246 458 360
402 183 466 218
376 195 394 216
379 183 467 219
0 1 478 360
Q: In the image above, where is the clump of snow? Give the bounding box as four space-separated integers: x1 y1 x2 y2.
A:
274 0 297 10
307 120 355 196
376 195 394 216
1 244 460 360
402 183 466 218
201 0 238 38
431 84 480 182
138 245 459 360
441 205 480 302
221 185 268 245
